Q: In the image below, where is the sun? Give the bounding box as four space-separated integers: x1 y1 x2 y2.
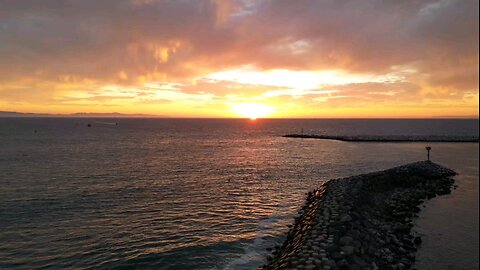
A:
231 103 275 120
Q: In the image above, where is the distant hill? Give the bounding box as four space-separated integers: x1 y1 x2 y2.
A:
0 111 166 118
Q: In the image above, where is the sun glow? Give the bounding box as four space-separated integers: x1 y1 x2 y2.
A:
231 103 274 119
207 65 402 90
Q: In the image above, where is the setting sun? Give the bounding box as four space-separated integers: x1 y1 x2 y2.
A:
231 103 275 119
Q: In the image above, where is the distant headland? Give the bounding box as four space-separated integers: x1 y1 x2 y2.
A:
0 111 166 118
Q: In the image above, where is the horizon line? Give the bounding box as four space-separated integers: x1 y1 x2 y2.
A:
1 110 478 120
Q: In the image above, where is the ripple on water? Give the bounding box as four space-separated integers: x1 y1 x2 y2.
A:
0 119 477 269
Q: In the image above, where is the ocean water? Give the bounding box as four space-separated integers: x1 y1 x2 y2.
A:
0 118 478 270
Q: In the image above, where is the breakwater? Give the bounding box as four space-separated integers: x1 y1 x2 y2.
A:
283 134 479 142
259 161 456 270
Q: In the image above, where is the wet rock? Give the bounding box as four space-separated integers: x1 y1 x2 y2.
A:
350 255 367 267
331 251 344 261
339 236 353 245
414 236 422 246
326 259 336 267
341 246 355 256
337 259 349 268
340 214 352 223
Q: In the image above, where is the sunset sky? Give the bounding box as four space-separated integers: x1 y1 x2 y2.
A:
0 0 478 118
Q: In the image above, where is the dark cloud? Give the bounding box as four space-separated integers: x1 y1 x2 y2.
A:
0 0 227 82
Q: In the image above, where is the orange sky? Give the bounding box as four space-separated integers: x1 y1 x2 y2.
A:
0 0 478 118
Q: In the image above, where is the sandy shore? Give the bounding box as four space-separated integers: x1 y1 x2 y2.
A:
259 161 457 269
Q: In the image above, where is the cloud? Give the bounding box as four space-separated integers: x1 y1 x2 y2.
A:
0 0 477 116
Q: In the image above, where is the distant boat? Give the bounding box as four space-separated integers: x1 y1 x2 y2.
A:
94 121 118 126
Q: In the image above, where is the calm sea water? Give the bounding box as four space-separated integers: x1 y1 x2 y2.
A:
0 119 478 270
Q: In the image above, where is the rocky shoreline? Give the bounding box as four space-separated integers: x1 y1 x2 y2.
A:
259 161 457 270
283 134 479 143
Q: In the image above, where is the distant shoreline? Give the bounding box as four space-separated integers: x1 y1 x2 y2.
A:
0 111 165 118
0 111 478 119
284 134 480 143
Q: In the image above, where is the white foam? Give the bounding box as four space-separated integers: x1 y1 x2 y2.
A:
222 211 291 270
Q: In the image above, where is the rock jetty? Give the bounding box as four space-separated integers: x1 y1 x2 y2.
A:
259 161 456 270
283 134 479 143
